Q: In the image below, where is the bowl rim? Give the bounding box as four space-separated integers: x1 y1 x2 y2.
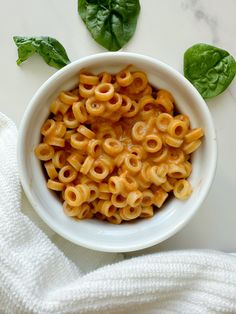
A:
17 52 217 252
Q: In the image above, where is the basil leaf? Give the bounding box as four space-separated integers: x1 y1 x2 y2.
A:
78 0 140 51
184 43 236 99
13 36 71 69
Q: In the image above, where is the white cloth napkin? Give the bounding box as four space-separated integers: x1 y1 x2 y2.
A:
1 112 236 314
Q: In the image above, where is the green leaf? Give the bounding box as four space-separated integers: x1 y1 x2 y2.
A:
13 36 71 69
78 0 140 51
13 37 37 65
184 43 236 99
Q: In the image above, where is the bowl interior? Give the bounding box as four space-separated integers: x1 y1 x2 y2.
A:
18 53 216 252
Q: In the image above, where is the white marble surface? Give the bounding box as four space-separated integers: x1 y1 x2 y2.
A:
1 0 236 265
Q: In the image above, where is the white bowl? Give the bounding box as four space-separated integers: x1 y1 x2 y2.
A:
18 52 217 252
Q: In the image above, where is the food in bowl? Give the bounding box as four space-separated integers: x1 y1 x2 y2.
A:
18 52 216 252
34 65 204 224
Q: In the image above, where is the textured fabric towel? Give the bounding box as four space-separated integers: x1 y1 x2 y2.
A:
1 112 236 314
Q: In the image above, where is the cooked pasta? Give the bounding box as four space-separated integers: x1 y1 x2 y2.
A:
35 66 204 224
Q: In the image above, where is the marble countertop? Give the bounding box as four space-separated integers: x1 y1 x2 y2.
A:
1 0 236 265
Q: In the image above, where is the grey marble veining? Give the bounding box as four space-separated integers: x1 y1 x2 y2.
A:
181 0 219 44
